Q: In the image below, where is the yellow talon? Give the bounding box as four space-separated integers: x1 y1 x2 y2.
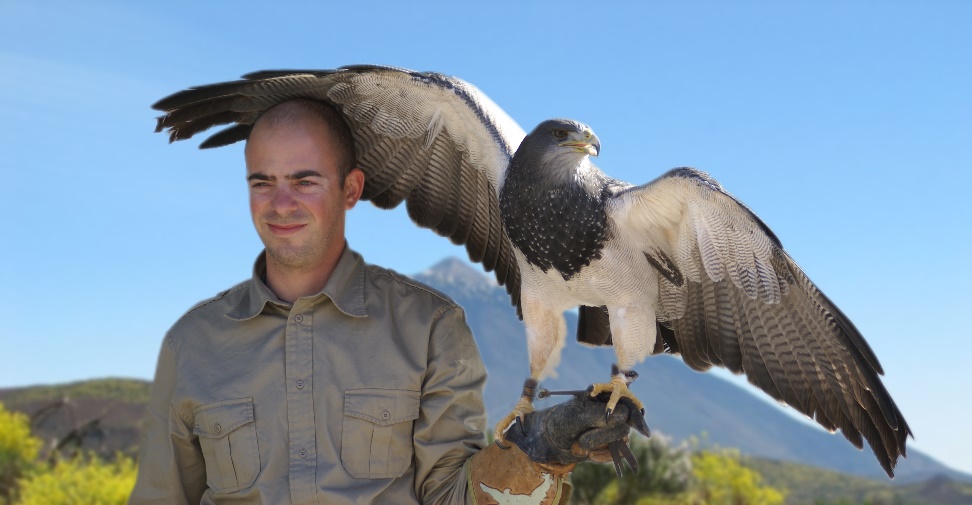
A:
589 375 644 415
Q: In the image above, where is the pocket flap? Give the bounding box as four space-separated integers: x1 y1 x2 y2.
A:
344 389 419 426
193 398 254 439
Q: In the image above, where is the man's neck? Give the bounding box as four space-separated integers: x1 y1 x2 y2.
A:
264 248 343 304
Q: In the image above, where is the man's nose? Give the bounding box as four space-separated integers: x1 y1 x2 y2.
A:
270 185 299 214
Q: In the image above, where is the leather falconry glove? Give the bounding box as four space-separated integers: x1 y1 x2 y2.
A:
467 393 648 505
505 392 647 468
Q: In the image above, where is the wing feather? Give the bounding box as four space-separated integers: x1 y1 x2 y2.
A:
608 167 910 476
370 139 430 209
199 124 252 149
152 66 526 312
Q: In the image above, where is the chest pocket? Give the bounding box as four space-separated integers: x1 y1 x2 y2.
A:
341 388 420 479
193 398 261 493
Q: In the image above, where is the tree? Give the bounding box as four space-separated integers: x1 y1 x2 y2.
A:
691 449 785 505
0 403 41 504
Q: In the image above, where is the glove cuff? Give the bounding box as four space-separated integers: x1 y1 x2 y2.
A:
467 441 574 504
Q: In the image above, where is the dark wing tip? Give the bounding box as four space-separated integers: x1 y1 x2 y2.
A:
152 87 206 112
199 124 252 149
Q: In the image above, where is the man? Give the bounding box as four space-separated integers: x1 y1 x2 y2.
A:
130 99 635 504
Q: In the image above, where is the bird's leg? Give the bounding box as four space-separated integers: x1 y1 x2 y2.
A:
493 378 538 442
494 299 566 443
588 363 644 418
587 305 651 421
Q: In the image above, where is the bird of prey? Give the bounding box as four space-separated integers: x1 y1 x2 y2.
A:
153 65 911 477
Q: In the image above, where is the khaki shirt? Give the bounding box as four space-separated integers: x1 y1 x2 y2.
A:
129 247 488 504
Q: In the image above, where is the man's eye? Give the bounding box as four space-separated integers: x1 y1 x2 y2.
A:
251 182 270 188
297 180 316 186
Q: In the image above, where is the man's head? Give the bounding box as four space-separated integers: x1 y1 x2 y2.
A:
248 99 357 183
245 99 364 274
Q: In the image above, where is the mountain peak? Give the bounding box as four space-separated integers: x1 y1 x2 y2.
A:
414 257 495 291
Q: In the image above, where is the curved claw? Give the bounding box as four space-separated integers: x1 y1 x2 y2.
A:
493 396 535 442
589 376 644 414
589 374 650 438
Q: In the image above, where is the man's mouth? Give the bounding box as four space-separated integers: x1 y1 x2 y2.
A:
267 223 306 236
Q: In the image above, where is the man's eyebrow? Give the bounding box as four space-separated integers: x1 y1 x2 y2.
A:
246 170 323 182
286 170 323 180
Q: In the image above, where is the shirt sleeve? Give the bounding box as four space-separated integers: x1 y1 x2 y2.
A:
128 335 207 505
412 305 489 504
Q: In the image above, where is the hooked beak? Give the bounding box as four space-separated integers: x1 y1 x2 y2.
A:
559 129 600 157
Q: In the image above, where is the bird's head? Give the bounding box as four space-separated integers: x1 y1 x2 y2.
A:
504 119 601 190
529 118 601 158
508 119 602 185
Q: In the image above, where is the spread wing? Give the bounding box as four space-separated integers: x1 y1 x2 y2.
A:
607 167 911 477
152 65 525 310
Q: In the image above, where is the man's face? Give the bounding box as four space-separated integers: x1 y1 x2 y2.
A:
245 117 361 271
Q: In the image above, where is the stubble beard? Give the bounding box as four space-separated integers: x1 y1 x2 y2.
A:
263 234 329 270
261 226 335 271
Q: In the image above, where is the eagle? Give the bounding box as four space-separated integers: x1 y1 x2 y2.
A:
152 64 911 477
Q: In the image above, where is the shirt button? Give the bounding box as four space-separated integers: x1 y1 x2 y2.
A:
214 423 221 433
296 380 304 389
381 410 390 421
295 314 303 323
298 449 308 458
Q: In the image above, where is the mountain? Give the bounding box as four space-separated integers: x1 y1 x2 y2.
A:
413 257 968 485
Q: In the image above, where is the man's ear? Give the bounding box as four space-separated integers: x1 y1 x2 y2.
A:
344 168 365 209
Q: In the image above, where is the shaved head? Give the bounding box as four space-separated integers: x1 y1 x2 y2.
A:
248 99 357 183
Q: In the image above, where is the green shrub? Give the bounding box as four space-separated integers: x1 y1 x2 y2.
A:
0 403 41 504
691 449 785 505
15 455 136 505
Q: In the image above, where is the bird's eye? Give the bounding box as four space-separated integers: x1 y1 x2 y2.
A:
552 129 568 139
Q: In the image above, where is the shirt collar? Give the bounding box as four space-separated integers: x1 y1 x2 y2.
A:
226 245 368 320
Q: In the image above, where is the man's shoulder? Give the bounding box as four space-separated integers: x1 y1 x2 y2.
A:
167 279 250 333
363 262 459 310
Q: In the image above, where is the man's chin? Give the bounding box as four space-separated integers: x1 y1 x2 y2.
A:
264 246 312 269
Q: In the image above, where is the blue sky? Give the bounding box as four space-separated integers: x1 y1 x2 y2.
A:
2 1 969 475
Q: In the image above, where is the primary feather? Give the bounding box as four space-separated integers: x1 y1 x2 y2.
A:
153 66 911 477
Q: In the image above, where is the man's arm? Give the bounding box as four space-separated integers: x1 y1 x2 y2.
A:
411 305 488 504
128 336 207 504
